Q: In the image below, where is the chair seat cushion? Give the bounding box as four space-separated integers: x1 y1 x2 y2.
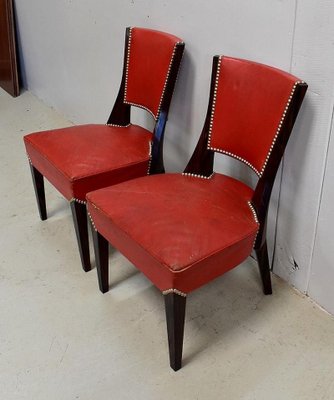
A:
86 173 259 293
24 124 152 201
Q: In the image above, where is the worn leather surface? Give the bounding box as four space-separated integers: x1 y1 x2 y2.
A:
209 56 299 174
24 124 152 200
87 173 258 293
125 27 182 118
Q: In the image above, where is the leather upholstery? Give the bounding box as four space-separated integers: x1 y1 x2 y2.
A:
209 56 299 175
86 173 258 293
125 27 182 119
25 124 152 201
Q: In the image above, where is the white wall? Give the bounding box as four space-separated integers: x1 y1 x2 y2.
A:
273 1 334 314
14 0 334 313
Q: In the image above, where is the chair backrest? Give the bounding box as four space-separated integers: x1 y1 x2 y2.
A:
184 55 307 248
108 27 185 173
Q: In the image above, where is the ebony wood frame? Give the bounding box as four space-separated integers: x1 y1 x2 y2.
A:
91 56 307 371
29 27 184 272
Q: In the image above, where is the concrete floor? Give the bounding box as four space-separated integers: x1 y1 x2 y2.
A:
1 88 334 400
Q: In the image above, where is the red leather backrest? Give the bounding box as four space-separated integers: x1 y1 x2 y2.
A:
124 27 183 120
208 56 303 176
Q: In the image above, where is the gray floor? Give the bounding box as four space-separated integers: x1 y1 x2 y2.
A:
1 88 334 400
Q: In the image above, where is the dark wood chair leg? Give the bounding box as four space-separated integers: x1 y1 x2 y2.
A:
29 164 47 220
70 201 91 272
91 224 109 293
255 240 272 295
164 292 186 371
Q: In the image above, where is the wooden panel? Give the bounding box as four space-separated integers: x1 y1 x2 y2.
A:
0 0 19 97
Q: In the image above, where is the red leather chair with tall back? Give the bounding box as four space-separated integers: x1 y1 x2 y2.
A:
24 27 184 272
86 55 307 370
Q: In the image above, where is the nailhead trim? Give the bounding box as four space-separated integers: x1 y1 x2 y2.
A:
247 201 259 224
207 55 222 156
123 27 133 111
27 154 32 164
207 56 304 177
162 288 187 297
70 198 86 205
182 172 215 180
248 201 260 248
259 80 304 175
147 141 153 175
106 123 131 128
123 27 184 121
211 148 261 176
155 42 184 120
87 211 97 231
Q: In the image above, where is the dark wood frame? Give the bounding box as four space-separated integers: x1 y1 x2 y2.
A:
29 27 184 272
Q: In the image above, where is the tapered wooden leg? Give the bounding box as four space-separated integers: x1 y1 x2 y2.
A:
256 240 272 295
70 201 91 272
91 224 109 293
29 164 47 220
164 293 186 371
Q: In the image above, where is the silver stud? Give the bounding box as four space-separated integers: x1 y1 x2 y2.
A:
162 288 187 297
106 123 131 128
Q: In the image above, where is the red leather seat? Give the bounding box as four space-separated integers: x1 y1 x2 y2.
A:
25 124 152 201
87 173 258 293
23 27 184 271
86 55 307 371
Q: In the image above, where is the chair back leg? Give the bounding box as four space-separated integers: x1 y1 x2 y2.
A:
255 240 272 295
70 201 91 272
164 292 186 371
29 165 47 220
91 226 109 293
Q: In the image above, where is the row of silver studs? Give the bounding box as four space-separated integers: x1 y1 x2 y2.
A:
247 201 259 224
87 211 97 231
70 198 86 205
212 148 261 176
162 288 187 297
147 141 153 175
207 56 303 177
182 172 215 180
123 27 133 111
167 43 185 113
207 55 222 153
259 80 304 176
106 123 131 128
247 201 260 248
156 42 184 119
27 154 32 164
125 101 157 120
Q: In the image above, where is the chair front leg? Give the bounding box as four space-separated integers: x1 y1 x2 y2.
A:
255 240 272 295
164 292 186 371
29 164 47 221
70 200 91 272
91 224 109 293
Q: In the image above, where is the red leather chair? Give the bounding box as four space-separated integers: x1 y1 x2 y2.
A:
86 56 307 370
24 27 184 271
